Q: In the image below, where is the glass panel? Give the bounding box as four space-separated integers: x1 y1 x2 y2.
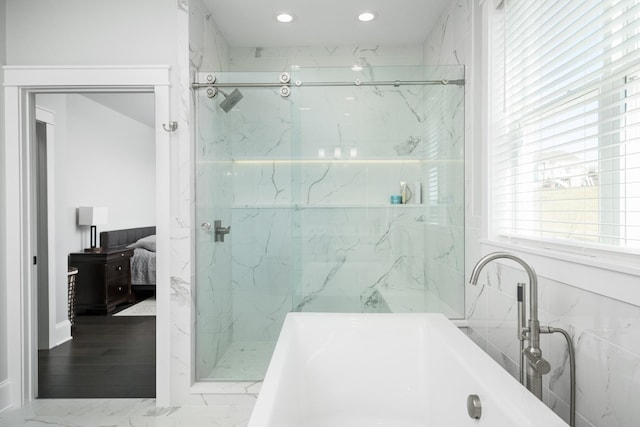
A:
194 66 465 382
195 71 293 382
290 66 465 317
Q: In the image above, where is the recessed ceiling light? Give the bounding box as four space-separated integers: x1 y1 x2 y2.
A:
276 12 295 23
357 11 376 22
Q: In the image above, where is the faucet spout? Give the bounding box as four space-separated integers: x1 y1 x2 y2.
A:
469 252 539 331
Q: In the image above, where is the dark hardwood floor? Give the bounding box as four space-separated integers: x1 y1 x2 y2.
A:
38 313 156 398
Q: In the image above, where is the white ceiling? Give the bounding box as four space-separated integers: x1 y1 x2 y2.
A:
202 0 452 47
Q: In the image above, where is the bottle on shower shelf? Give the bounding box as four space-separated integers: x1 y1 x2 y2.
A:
400 181 412 204
414 180 422 204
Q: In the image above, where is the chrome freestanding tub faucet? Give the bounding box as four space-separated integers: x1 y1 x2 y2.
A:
469 252 551 398
469 252 576 426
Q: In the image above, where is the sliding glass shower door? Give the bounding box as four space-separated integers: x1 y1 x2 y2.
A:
195 66 465 382
195 71 294 381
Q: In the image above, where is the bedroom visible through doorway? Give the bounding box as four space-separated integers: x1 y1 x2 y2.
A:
34 92 157 399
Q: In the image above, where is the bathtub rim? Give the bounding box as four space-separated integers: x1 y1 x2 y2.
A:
248 312 568 427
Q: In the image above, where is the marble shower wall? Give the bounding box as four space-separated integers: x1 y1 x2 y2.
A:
190 0 237 383
194 88 235 379
194 64 466 361
189 0 230 72
228 45 426 71
421 76 465 316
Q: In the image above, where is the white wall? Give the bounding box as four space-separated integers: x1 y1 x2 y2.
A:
5 0 176 66
0 0 9 412
36 93 155 332
3 0 186 407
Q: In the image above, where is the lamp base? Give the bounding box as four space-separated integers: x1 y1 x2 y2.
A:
84 247 103 253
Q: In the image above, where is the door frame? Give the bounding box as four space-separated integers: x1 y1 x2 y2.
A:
3 65 172 407
34 106 58 351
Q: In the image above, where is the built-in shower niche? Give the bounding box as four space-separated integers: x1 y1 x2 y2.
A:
194 65 465 382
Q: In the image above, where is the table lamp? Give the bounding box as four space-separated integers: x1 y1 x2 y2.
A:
78 206 108 252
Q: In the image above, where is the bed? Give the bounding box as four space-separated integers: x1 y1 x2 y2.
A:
100 226 156 293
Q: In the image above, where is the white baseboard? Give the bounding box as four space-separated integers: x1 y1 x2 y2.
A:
55 319 72 346
0 380 11 413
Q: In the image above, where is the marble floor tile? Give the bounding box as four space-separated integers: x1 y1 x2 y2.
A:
0 399 254 427
208 341 275 381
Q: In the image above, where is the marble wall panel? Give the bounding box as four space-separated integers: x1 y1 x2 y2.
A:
189 0 230 72
469 261 640 427
229 45 425 71
190 6 234 382
196 67 465 370
231 208 292 342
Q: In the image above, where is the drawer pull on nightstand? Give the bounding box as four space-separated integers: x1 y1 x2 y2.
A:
116 266 122 271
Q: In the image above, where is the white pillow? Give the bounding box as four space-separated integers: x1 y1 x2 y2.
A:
127 234 156 252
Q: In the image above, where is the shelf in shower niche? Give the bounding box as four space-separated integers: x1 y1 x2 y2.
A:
232 204 425 209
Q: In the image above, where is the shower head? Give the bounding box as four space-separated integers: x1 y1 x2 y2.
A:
218 88 243 113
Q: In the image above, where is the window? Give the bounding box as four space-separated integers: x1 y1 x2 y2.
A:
490 0 640 254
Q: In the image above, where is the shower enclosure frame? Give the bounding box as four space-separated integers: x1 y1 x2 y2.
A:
193 65 465 385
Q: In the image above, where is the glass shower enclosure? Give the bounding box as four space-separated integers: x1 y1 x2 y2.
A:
194 66 465 382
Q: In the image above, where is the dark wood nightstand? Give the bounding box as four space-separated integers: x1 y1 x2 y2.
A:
69 248 135 314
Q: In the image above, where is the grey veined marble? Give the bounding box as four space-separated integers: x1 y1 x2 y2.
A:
193 65 465 382
0 399 254 427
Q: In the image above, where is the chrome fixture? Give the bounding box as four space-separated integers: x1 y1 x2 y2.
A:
469 252 576 427
201 220 231 242
206 86 244 112
469 252 549 400
191 71 464 91
466 394 482 420
162 121 178 132
279 86 291 97
192 71 464 101
218 88 244 112
213 220 231 242
279 72 291 84
194 73 244 112
540 326 576 427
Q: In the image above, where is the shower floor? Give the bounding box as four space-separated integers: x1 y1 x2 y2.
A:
209 340 276 381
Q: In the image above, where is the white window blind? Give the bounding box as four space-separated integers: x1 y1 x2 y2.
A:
490 0 640 253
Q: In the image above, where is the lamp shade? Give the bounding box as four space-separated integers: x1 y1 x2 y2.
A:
78 206 108 226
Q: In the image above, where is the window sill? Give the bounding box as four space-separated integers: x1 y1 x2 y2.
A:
480 240 640 307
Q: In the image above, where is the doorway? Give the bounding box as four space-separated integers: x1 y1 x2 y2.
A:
34 92 157 398
3 66 172 407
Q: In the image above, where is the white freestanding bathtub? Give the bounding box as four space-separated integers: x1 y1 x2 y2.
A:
248 313 568 427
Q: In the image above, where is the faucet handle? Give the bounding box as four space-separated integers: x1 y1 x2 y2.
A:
524 347 551 375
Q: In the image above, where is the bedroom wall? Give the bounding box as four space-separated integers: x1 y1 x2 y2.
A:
0 0 9 412
35 93 155 343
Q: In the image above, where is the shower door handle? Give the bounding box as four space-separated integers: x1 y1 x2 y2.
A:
214 220 231 242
